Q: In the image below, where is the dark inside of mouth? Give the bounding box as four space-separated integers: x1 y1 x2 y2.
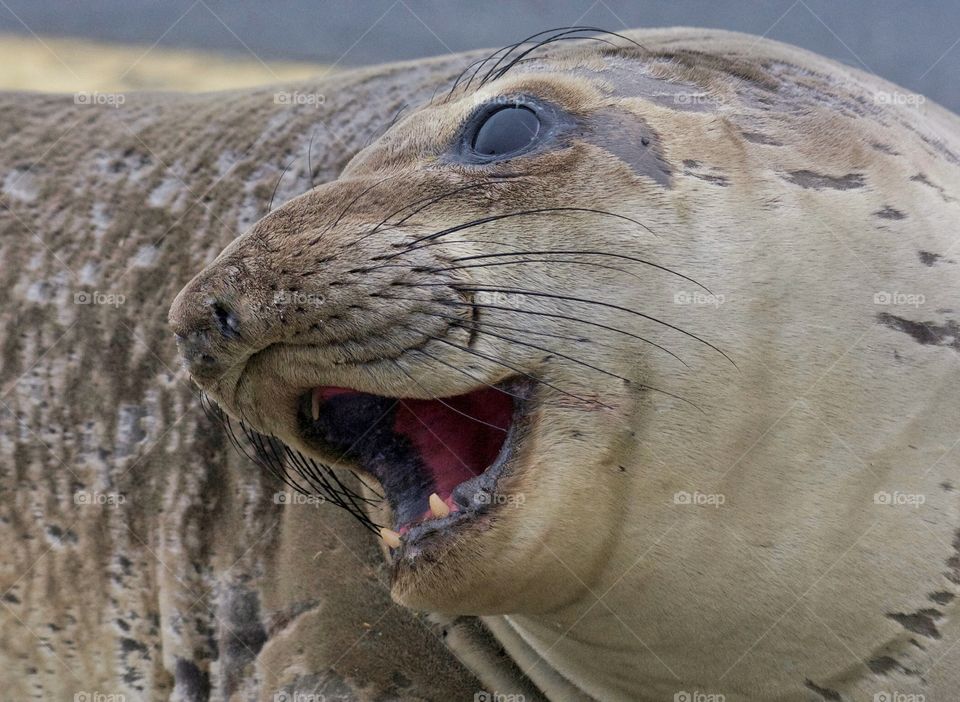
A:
299 385 515 529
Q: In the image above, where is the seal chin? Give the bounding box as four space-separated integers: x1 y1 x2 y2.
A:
295 378 535 556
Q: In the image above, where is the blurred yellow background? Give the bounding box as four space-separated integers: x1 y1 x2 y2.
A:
0 33 326 92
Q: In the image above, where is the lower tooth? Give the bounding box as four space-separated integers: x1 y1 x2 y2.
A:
380 527 401 548
311 392 320 421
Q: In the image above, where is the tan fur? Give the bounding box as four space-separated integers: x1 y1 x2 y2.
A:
167 27 957 701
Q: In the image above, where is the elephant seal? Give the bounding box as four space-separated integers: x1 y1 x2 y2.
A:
164 25 954 701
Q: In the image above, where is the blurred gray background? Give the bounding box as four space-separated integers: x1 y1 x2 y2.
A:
1 0 957 111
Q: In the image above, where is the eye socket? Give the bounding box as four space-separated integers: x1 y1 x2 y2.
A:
470 105 541 158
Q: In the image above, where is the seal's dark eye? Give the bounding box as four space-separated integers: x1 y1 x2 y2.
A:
471 105 541 157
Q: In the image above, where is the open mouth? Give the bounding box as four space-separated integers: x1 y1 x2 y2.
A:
297 379 531 550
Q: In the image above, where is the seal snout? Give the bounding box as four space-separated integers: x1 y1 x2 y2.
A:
169 274 249 382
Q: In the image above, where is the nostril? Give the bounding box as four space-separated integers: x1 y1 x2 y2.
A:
211 300 241 338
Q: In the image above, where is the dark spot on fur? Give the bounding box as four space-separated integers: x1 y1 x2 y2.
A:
946 528 960 585
915 130 960 166
875 206 906 220
2 592 19 604
174 658 211 702
886 609 943 639
120 637 149 655
929 591 955 605
742 131 783 146
685 171 730 186
682 160 730 186
392 671 412 689
583 109 671 186
918 250 949 266
911 172 956 202
804 679 844 700
941 481 954 492
782 170 865 190
868 654 922 678
871 141 900 155
877 313 960 352
219 586 268 697
868 656 902 675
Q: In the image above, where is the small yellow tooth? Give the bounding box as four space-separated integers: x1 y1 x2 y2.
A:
429 493 451 518
311 391 320 421
380 527 401 549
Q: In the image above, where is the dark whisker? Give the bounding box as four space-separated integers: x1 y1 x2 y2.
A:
310 172 400 245
438 249 713 294
478 27 648 88
306 129 316 189
418 310 592 345
354 181 501 247
390 330 531 402
267 156 298 214
446 32 619 100
400 283 735 367
374 207 657 263
450 321 704 413
430 258 664 288
205 392 382 531
423 332 613 410
386 357 508 433
378 293 689 367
